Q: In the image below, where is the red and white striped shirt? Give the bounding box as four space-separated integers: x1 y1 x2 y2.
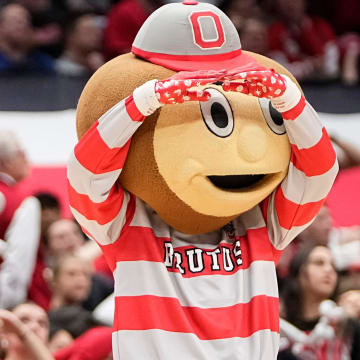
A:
67 85 338 359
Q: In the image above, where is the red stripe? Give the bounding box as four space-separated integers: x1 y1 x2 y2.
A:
275 187 326 229
74 123 132 174
68 180 125 225
125 95 145 122
98 195 137 272
114 295 279 339
281 96 306 120
291 128 336 177
132 46 242 62
101 225 279 276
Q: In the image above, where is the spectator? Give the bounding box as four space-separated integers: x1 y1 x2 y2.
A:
278 203 360 278
220 0 264 35
331 135 360 169
313 203 360 273
279 242 360 359
103 0 163 59
296 204 333 246
47 249 113 312
47 219 85 260
48 305 112 357
267 0 339 82
49 255 92 310
338 33 360 86
277 204 331 279
18 0 65 58
53 326 112 360
55 14 105 77
29 218 112 311
49 304 105 340
330 0 360 35
48 329 73 354
64 0 112 16
0 3 54 73
0 131 41 309
28 192 61 310
240 17 269 56
0 302 53 360
35 192 61 239
338 289 360 320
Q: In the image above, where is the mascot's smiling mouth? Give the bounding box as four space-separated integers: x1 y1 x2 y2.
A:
208 174 267 190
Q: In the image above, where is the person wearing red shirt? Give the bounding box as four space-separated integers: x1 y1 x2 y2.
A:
54 326 112 360
0 131 41 309
268 0 339 82
103 0 163 60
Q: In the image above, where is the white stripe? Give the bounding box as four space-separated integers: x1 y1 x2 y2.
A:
281 160 339 204
0 197 41 308
133 80 161 116
70 192 130 245
0 192 5 214
130 198 171 238
0 239 6 257
114 260 278 308
67 151 121 203
130 201 268 250
284 102 323 150
112 329 279 360
237 205 266 231
97 98 142 148
266 192 315 250
112 332 120 360
171 232 228 249
130 199 230 249
129 201 269 253
271 75 301 113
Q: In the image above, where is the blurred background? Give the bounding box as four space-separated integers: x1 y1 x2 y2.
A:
0 0 360 359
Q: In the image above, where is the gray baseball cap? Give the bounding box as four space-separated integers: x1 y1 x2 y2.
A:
132 0 260 71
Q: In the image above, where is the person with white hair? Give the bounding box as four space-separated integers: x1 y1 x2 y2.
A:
0 130 41 309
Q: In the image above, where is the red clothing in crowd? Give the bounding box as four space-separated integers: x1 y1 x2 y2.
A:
332 0 360 34
0 174 41 308
0 178 28 241
268 16 336 62
54 326 112 360
27 243 52 310
0 177 26 267
103 0 150 60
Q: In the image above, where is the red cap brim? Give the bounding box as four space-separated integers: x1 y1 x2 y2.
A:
132 46 264 72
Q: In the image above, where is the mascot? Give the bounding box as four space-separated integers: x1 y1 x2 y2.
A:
67 1 338 358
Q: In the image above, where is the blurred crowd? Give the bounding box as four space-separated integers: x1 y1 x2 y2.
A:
0 0 360 359
0 0 359 85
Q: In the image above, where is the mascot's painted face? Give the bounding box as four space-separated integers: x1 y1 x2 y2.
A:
77 52 295 234
154 85 290 217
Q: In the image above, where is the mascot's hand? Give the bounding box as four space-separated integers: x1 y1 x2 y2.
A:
222 69 286 98
155 70 226 104
222 68 302 113
132 70 225 116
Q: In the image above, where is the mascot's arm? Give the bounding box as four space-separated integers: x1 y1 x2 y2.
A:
224 69 339 250
67 71 224 245
268 75 338 249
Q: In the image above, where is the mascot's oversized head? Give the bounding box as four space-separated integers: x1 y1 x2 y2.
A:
76 1 299 234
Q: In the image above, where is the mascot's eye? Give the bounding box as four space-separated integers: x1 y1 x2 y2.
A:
258 98 286 135
200 88 234 138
